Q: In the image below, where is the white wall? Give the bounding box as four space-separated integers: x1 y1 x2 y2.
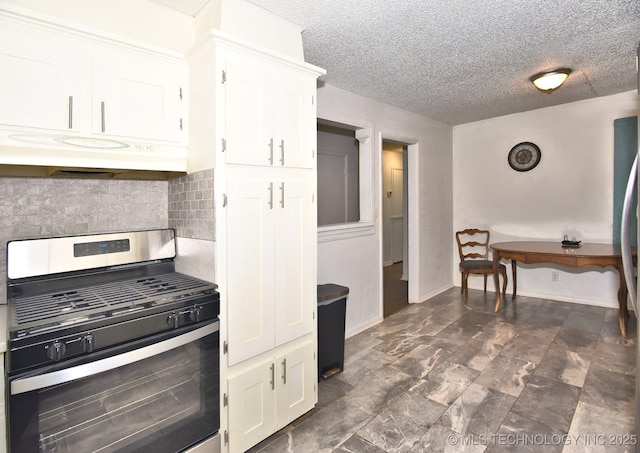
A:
453 90 640 307
317 84 453 337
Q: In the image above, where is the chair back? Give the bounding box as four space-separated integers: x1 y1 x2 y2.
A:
456 228 490 262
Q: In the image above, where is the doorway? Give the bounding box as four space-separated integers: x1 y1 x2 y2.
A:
382 140 408 317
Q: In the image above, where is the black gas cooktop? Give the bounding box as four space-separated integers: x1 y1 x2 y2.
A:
5 229 219 375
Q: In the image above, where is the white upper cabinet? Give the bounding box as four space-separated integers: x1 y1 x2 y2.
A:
223 51 316 169
223 55 275 166
0 19 85 132
0 13 187 146
92 46 186 143
274 70 316 168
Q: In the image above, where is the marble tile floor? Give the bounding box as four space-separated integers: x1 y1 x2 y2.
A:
384 262 409 318
249 288 637 453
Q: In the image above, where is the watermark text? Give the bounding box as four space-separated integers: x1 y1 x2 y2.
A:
446 433 637 447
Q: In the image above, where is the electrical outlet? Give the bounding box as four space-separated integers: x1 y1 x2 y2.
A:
551 271 559 282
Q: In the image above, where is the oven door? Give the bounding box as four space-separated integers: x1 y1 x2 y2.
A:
8 320 220 453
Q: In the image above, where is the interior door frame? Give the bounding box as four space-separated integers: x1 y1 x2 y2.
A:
379 133 419 305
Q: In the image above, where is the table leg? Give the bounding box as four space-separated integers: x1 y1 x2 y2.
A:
616 259 629 338
493 253 501 312
511 259 517 297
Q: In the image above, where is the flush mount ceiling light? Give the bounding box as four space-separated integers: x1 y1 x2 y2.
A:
530 67 572 92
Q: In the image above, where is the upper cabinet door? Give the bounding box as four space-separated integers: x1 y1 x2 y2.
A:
222 52 316 169
0 19 85 132
273 71 316 169
92 46 187 143
224 55 275 166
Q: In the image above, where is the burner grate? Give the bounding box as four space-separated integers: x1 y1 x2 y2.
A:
11 273 212 326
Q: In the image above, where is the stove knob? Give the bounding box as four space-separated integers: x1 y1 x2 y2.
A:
167 312 179 329
190 306 201 323
83 334 95 353
46 341 66 362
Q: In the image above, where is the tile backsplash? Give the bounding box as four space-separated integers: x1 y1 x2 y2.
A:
0 177 169 238
168 169 215 241
0 176 169 303
0 169 215 304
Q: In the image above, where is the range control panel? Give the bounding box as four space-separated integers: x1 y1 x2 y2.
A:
7 229 175 280
74 239 130 257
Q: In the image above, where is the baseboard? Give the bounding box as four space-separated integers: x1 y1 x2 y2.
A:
416 283 455 304
459 283 619 309
345 315 384 339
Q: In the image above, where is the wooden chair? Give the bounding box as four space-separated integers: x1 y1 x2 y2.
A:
455 228 507 303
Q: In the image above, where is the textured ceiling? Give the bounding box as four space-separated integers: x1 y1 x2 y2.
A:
151 0 640 125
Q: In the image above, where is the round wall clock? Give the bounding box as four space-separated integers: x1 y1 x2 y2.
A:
508 142 541 172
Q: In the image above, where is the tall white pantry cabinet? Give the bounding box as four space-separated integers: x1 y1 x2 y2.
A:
189 30 325 453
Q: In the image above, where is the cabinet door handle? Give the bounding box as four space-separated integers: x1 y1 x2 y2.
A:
279 139 285 165
100 101 106 132
268 183 274 209
279 183 285 208
282 358 287 384
269 363 275 390
68 96 73 129
268 138 274 165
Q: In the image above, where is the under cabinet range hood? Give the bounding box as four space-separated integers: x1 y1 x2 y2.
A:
0 131 188 180
0 164 187 180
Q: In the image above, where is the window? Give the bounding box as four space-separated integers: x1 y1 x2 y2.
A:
317 117 374 241
317 123 359 226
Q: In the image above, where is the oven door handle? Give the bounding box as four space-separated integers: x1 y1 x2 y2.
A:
11 321 219 395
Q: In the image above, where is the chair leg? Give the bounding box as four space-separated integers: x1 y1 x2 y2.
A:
483 275 487 293
460 271 464 293
463 272 469 303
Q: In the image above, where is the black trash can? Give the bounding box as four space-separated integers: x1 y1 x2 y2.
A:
317 283 349 381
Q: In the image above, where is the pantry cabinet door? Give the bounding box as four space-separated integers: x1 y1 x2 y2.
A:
273 72 316 169
223 55 275 166
0 18 85 132
92 46 186 143
275 341 316 430
274 180 315 346
226 180 276 365
227 360 276 452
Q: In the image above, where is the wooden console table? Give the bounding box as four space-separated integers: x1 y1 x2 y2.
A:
490 241 635 337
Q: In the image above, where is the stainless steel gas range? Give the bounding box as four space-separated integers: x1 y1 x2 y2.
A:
5 229 220 453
